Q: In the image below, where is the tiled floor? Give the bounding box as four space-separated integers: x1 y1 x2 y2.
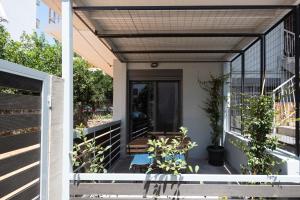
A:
109 155 235 174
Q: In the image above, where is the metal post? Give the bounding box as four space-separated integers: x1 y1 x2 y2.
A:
294 6 300 156
241 53 245 134
260 35 266 95
62 0 73 199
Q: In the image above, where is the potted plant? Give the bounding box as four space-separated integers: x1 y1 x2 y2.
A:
199 74 227 166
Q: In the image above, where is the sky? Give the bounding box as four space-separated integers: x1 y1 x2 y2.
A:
36 0 56 44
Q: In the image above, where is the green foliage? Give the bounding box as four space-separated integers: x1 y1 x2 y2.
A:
233 95 280 175
199 74 227 146
147 127 198 175
0 25 112 125
72 124 110 173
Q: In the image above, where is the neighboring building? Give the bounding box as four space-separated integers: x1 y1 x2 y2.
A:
0 0 40 40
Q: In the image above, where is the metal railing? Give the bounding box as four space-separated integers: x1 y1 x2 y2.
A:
272 75 296 147
73 120 121 172
284 29 295 57
129 120 149 141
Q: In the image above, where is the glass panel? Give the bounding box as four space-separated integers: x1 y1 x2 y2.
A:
156 82 179 131
129 82 154 140
129 81 180 140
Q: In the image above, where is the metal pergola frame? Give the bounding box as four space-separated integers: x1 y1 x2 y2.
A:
73 4 296 63
61 2 300 199
228 7 300 157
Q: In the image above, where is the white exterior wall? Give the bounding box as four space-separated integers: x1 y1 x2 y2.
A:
224 132 300 175
113 60 127 156
0 0 37 40
126 62 223 159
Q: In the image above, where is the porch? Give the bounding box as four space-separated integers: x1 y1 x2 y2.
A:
1 0 300 199
59 1 300 198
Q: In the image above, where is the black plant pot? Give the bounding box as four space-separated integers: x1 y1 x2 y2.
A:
207 145 225 166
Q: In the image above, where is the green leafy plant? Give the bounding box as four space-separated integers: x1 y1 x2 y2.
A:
198 74 227 146
233 95 281 175
147 127 199 175
0 25 113 126
72 124 110 173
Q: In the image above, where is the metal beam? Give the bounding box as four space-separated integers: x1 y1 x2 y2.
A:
97 32 262 38
293 6 300 157
241 52 245 134
113 50 243 54
73 5 295 11
127 60 229 63
260 35 266 94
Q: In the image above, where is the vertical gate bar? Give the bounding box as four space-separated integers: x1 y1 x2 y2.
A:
109 125 112 168
294 5 300 156
260 35 266 94
93 130 96 158
62 0 73 199
229 61 232 132
241 52 245 134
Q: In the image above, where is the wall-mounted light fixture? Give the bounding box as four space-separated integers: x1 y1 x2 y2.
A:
150 62 158 68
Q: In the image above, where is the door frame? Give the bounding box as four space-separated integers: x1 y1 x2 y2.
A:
127 69 183 143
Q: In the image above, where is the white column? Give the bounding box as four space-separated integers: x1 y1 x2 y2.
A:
112 59 127 156
223 62 231 143
62 0 73 199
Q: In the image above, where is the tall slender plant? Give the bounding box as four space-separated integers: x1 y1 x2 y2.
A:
199 74 227 146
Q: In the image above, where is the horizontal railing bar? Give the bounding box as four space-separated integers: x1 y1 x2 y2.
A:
70 173 300 183
109 151 120 162
76 126 120 147
73 146 112 173
110 140 120 147
73 5 295 11
132 131 148 140
131 127 148 135
111 133 121 140
104 150 121 168
110 145 120 155
77 132 109 147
